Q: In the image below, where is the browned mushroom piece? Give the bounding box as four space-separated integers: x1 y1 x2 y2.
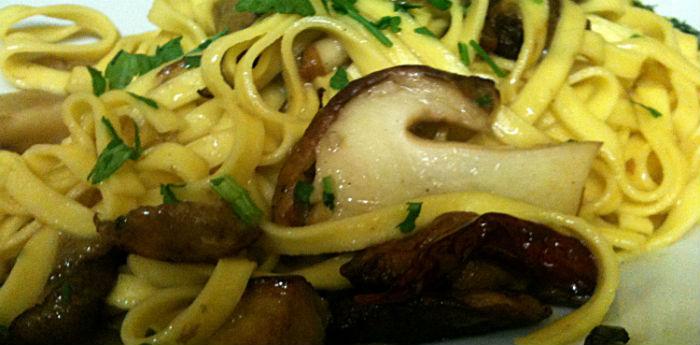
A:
6 237 122 345
342 212 597 307
480 0 524 60
272 65 500 226
298 38 349 81
213 0 258 33
326 290 551 344
0 90 68 153
157 58 189 84
96 201 261 263
209 276 330 345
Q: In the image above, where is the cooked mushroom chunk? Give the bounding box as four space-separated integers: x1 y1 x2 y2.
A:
272 65 599 226
96 201 261 262
209 276 330 345
327 291 551 344
343 212 597 306
0 90 67 152
299 38 350 81
6 238 121 345
480 0 524 59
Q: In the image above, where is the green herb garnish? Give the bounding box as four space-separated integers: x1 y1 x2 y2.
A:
427 0 452 10
475 94 493 108
332 0 393 47
458 41 470 66
183 29 229 69
330 67 349 90
88 66 107 96
375 16 402 33
60 282 73 303
394 1 422 13
128 92 159 109
469 39 507 77
160 184 184 205
397 202 422 233
631 0 655 12
294 181 314 205
631 100 662 118
105 37 184 90
322 176 336 210
530 0 544 4
87 117 142 184
414 26 436 37
236 0 315 16
210 175 263 226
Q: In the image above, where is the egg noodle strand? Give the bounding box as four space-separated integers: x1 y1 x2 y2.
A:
0 0 698 344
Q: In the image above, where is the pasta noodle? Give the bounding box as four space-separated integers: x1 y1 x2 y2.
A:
0 0 698 344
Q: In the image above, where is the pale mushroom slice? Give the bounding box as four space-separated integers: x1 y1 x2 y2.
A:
0 90 67 152
271 65 599 226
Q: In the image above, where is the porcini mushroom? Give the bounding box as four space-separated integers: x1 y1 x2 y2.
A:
272 65 599 226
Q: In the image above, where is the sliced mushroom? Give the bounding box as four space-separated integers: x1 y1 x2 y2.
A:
6 237 121 345
209 276 330 345
0 90 68 153
272 65 599 226
342 212 597 306
213 0 258 33
299 38 350 81
326 290 551 344
96 201 261 263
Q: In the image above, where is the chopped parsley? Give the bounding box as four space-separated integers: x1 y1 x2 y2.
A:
105 37 184 90
530 0 544 4
160 184 184 205
235 0 315 16
394 1 422 13
397 202 422 233
427 0 452 10
322 176 336 210
128 92 159 109
60 282 73 303
330 67 350 90
584 325 630 345
88 66 106 96
475 94 493 108
631 100 662 118
458 41 470 66
375 16 402 33
414 26 436 37
183 29 229 69
631 0 655 12
469 39 508 77
332 0 393 47
210 175 263 226
87 117 142 184
294 181 314 205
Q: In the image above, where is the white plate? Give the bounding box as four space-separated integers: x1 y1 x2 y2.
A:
0 1 698 345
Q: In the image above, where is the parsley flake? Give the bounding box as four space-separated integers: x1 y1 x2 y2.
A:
427 0 452 10
394 1 422 13
88 66 106 96
294 181 314 205
183 29 230 69
87 117 142 184
631 100 662 118
128 92 159 109
469 39 507 77
458 41 470 66
330 67 349 90
475 94 493 108
332 0 393 47
414 26 436 37
236 0 315 16
631 0 655 12
105 37 184 90
397 202 422 233
375 16 402 33
160 184 184 205
322 176 336 210
210 175 263 226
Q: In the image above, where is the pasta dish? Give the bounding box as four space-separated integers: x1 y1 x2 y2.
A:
0 0 698 344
